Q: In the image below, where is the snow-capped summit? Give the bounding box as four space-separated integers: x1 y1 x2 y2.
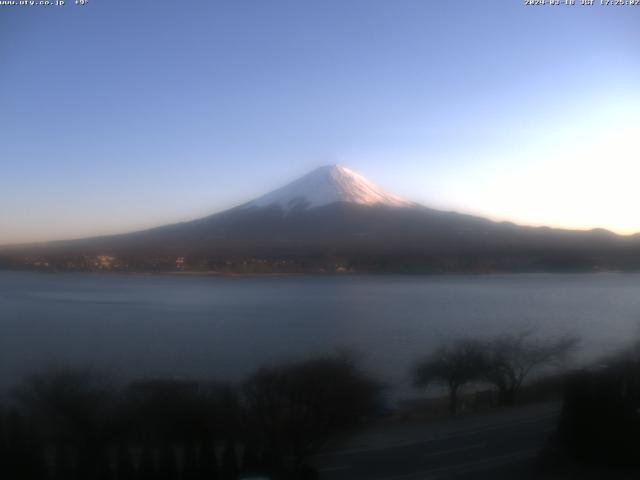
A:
243 165 415 212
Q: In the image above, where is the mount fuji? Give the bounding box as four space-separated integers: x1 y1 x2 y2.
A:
2 165 638 273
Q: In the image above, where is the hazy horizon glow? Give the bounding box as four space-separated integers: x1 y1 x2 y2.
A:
1 1 639 244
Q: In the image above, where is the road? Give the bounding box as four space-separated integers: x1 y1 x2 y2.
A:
316 402 560 480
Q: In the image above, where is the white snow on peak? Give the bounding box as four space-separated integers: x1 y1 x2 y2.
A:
243 165 415 212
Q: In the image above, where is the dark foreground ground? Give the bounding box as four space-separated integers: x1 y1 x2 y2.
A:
315 402 560 480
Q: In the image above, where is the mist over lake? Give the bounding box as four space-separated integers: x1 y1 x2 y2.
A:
2 271 639 398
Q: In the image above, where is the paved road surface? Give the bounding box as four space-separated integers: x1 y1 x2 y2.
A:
316 402 560 480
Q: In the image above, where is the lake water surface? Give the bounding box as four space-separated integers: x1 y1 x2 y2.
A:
2 271 640 398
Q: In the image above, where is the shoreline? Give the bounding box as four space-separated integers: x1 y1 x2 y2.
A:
0 267 631 279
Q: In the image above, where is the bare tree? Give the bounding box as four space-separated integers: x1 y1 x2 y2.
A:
484 331 578 405
243 356 381 476
412 339 487 416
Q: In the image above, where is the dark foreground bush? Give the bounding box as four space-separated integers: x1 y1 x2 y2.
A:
0 357 381 480
541 352 640 478
556 366 640 467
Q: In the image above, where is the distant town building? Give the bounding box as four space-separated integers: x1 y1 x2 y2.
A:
96 255 116 269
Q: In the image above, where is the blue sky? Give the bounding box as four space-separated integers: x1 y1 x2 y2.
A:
1 0 639 244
